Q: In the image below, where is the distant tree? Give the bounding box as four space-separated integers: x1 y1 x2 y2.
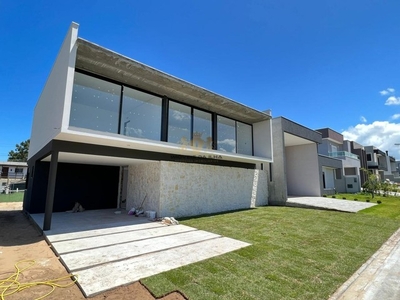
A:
362 171 380 199
8 139 30 162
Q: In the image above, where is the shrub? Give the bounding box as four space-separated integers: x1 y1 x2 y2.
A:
323 194 327 197
342 197 346 200
354 199 358 201
366 199 370 202
332 195 336 198
377 200 382 204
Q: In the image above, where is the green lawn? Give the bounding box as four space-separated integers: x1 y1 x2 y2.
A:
142 203 400 299
0 191 24 202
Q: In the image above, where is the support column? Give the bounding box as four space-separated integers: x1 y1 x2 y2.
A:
43 151 58 231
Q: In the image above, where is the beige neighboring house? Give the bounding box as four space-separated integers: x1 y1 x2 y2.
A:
0 161 28 193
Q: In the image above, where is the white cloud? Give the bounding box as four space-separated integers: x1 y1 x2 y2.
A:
385 96 400 105
380 88 395 96
360 116 367 123
392 114 400 120
173 111 190 121
217 139 236 152
342 121 400 159
380 90 389 96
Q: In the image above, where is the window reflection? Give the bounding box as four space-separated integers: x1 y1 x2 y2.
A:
70 73 121 133
217 116 236 153
168 101 191 146
193 109 212 149
121 87 162 141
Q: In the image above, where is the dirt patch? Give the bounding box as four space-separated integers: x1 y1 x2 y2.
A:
0 203 187 299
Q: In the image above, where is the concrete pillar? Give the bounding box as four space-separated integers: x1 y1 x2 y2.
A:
43 151 58 231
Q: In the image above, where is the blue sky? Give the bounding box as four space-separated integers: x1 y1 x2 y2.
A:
1 0 400 160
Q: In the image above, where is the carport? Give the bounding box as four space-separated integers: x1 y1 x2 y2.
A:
269 117 322 205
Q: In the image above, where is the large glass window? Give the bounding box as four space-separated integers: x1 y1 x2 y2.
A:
168 101 191 146
120 87 162 141
70 72 121 133
193 109 212 149
237 121 252 155
217 116 236 153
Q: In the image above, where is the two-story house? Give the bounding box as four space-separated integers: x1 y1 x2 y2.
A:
24 23 273 230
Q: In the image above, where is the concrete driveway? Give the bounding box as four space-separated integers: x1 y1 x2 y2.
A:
30 209 250 297
287 196 377 212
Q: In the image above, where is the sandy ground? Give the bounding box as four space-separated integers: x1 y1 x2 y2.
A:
0 202 186 300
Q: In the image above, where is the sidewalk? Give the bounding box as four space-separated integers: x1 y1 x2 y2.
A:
329 228 400 300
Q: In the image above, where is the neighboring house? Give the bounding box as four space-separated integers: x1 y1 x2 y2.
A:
269 117 322 204
316 128 361 193
0 162 28 192
24 23 273 230
364 146 393 181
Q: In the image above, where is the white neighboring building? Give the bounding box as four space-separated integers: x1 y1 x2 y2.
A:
24 23 273 230
0 161 28 192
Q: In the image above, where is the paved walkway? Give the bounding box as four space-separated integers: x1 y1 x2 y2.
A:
287 196 376 212
330 228 400 300
30 209 250 297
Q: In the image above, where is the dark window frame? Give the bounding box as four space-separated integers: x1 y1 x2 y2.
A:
73 69 254 156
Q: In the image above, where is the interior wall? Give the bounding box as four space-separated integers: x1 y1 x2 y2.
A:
286 144 321 196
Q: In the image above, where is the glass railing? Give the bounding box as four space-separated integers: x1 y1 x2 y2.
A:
328 151 359 160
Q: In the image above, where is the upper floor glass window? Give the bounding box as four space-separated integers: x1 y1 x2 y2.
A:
121 87 162 141
193 109 212 149
217 116 236 153
168 101 191 146
70 72 121 133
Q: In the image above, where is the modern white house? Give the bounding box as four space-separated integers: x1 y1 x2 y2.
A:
24 23 273 230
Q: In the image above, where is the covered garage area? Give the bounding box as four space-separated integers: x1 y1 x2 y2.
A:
269 117 322 205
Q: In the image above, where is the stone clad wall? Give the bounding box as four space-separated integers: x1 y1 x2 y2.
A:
158 161 268 218
127 162 161 213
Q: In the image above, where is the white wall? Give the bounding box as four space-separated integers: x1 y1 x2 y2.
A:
28 23 79 159
253 119 273 160
286 144 321 196
126 161 268 218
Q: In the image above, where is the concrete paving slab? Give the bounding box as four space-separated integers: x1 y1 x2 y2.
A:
62 229 221 270
77 236 250 297
52 224 196 253
30 209 251 297
287 196 376 213
330 228 400 300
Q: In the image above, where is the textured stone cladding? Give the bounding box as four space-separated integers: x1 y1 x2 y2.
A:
158 161 268 218
127 162 161 213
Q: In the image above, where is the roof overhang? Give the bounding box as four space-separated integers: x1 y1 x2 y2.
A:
75 38 271 124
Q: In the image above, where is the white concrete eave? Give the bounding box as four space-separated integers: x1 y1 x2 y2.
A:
50 128 271 166
75 38 271 125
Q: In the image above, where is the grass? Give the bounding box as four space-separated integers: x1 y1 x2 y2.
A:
142 205 400 300
330 193 400 220
0 191 24 203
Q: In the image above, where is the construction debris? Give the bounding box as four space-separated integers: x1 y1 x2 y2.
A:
160 217 179 226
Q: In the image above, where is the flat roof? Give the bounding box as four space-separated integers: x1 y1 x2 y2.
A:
0 162 28 167
75 38 271 124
